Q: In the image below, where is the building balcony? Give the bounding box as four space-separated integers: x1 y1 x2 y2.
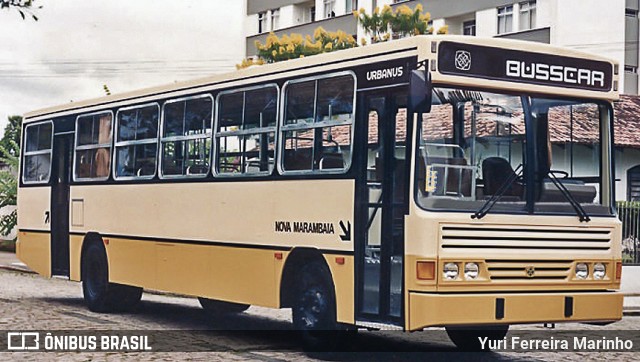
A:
495 27 551 44
246 13 358 57
247 0 311 16
391 0 518 19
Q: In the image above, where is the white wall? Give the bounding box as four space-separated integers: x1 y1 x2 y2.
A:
615 148 640 201
550 0 626 88
535 0 553 29
279 5 296 28
475 8 497 38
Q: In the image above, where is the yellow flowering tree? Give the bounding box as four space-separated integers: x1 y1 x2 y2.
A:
354 4 447 42
238 27 357 69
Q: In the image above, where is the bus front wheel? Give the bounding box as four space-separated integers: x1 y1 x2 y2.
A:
291 260 343 350
81 241 142 313
445 325 510 351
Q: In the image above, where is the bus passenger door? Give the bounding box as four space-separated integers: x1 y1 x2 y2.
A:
51 133 72 277
356 92 407 325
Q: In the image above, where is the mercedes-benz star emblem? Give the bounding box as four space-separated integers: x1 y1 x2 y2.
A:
455 50 471 71
525 266 535 278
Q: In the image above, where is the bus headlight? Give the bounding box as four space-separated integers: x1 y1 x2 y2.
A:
575 263 589 279
443 263 459 280
464 262 479 280
593 263 606 280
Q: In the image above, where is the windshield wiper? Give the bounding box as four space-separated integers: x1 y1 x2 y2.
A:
472 164 523 220
546 172 591 222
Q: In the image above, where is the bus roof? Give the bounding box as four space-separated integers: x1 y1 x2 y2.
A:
24 35 619 123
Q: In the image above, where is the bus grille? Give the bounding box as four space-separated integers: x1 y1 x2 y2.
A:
485 260 571 281
440 225 612 251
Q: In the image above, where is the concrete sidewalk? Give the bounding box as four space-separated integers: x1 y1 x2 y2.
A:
1 251 639 315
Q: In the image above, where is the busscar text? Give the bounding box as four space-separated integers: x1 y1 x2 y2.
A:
506 60 605 88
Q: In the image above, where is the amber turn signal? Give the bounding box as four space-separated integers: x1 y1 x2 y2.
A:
417 261 436 280
616 262 622 281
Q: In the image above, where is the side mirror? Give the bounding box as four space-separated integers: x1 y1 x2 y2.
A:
409 69 432 114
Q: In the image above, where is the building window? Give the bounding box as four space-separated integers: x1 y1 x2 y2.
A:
114 103 160 179
280 73 355 174
519 1 536 31
346 0 358 13
270 9 280 30
310 6 316 22
258 12 266 33
161 95 213 178
628 165 640 200
626 8 638 17
463 20 476 36
626 65 638 74
497 5 513 34
215 85 278 176
22 122 53 184
324 0 336 17
74 111 113 181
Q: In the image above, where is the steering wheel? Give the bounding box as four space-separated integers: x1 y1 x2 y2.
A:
550 170 569 178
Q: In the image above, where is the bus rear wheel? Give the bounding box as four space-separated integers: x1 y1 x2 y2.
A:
445 325 510 351
198 298 249 315
81 241 142 313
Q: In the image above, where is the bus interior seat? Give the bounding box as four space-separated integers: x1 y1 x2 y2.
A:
482 157 523 199
284 148 313 170
136 162 156 177
186 164 208 175
319 153 344 169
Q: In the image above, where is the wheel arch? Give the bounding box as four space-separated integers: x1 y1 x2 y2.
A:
279 247 335 309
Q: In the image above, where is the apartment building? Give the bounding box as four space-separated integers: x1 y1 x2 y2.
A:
245 0 639 94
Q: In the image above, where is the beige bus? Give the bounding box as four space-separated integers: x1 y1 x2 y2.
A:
17 35 623 349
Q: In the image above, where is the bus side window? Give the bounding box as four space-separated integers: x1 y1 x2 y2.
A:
23 122 53 184
114 103 160 180
280 73 354 174
160 95 212 178
74 112 112 181
214 85 277 177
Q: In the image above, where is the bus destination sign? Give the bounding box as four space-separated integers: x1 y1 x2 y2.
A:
438 41 613 92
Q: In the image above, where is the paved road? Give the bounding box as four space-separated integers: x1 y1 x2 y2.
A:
0 269 639 361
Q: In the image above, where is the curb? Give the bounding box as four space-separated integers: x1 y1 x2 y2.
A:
0 264 190 299
0 265 35 274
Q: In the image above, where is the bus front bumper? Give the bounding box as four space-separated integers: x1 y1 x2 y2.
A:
408 291 623 331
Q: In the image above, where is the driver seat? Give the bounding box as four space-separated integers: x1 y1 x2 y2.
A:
482 157 524 198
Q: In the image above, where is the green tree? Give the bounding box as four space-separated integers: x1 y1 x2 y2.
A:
1 0 40 20
0 115 21 239
0 115 21 156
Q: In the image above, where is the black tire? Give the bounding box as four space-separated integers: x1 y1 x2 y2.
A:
81 241 142 313
198 297 249 315
292 260 345 350
111 284 143 312
445 325 510 351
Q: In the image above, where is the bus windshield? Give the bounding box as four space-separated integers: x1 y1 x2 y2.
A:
415 87 612 217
